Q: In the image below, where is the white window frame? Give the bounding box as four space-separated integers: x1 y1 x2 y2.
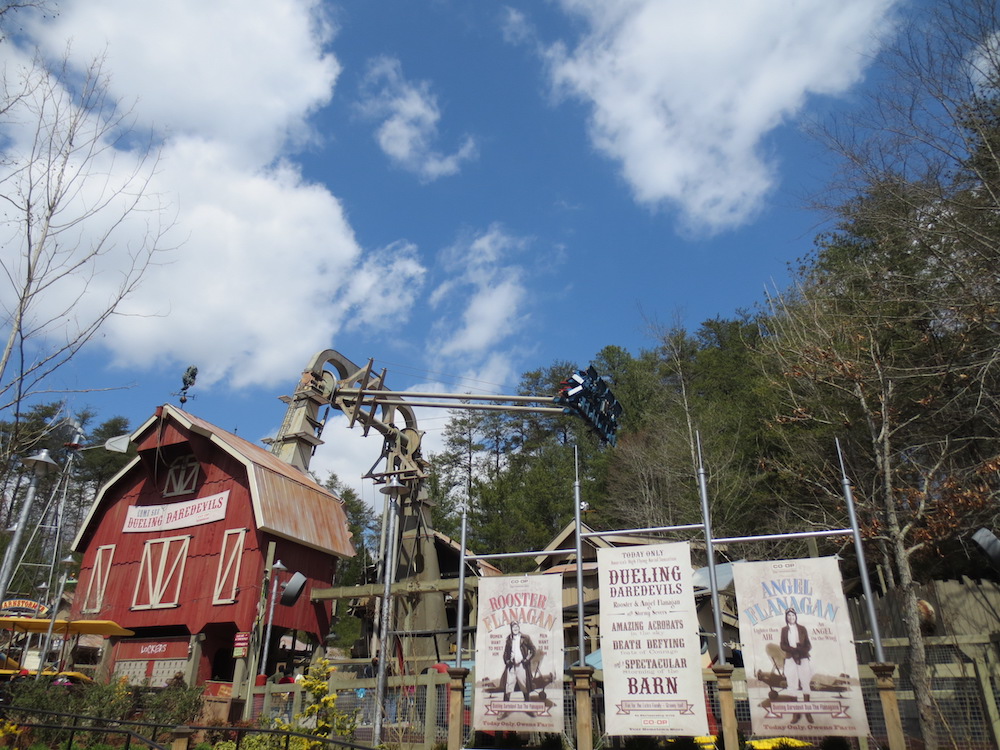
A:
163 455 199 497
131 535 191 610
213 528 247 605
82 544 116 614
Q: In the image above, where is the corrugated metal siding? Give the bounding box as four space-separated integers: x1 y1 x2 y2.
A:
180 409 355 558
253 467 354 556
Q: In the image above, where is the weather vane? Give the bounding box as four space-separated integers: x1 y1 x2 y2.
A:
176 365 198 406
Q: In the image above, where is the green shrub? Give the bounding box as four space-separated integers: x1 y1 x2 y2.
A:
141 684 205 725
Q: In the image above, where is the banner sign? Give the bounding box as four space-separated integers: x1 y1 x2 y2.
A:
233 631 251 658
115 637 190 661
733 557 870 737
0 599 48 616
474 574 564 732
598 542 708 736
123 491 228 532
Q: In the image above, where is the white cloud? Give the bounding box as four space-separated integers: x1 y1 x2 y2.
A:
357 56 478 181
545 0 898 233
501 7 533 46
101 137 369 388
26 0 340 164
0 0 429 392
429 225 529 360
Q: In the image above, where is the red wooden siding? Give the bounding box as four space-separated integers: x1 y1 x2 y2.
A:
72 408 341 639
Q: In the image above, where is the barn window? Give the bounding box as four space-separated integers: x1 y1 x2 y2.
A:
213 528 247 605
132 535 191 610
163 455 199 497
82 544 116 613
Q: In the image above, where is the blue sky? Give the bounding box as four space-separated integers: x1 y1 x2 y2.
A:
1 0 901 501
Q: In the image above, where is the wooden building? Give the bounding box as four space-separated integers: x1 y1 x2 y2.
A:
70 404 355 694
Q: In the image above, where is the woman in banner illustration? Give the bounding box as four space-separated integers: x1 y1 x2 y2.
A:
500 621 536 701
780 608 814 723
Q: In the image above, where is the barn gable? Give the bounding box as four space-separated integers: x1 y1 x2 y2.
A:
74 404 355 557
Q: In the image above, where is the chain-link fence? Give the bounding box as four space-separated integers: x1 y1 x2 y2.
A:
249 642 1000 750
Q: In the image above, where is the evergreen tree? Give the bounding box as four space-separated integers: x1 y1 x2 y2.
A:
322 473 377 649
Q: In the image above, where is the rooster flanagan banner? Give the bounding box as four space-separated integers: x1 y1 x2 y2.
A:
473 574 564 732
733 557 870 738
598 542 708 736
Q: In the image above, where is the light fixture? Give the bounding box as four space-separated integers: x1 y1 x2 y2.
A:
22 449 58 476
379 476 409 498
260 559 289 678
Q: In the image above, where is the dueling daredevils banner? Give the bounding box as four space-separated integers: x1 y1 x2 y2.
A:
474 575 564 732
598 543 708 736
733 557 870 738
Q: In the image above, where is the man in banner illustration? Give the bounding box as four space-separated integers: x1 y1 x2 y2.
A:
500 622 536 702
780 608 814 724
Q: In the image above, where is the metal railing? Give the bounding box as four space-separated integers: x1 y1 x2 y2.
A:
2 704 373 750
1 705 170 750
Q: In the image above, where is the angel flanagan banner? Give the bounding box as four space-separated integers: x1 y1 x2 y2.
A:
733 557 870 738
474 575 564 732
598 542 708 737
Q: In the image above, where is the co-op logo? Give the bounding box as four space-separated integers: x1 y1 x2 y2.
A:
140 644 168 655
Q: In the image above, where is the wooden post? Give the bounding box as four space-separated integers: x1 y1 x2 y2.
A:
974 659 1000 748
447 667 469 750
571 665 595 750
870 662 906 750
169 726 195 750
712 664 740 750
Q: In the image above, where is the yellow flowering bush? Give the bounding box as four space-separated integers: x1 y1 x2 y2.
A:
272 658 357 744
0 718 22 745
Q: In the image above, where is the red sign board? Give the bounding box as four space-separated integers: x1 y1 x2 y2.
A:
116 637 189 661
233 631 251 658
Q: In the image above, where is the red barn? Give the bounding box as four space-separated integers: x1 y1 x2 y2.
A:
71 404 355 694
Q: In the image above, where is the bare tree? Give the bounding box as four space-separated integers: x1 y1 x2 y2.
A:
0 47 170 459
776 3 1000 744
762 168 1000 750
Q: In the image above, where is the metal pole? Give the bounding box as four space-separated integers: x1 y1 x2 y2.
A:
260 561 286 679
713 529 853 545
46 424 86 588
698 435 741 750
374 478 406 747
0 450 58 603
455 501 469 668
36 570 70 679
696 435 726 666
836 439 886 662
573 446 587 666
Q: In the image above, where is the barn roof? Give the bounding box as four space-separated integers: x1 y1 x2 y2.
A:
74 404 355 558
